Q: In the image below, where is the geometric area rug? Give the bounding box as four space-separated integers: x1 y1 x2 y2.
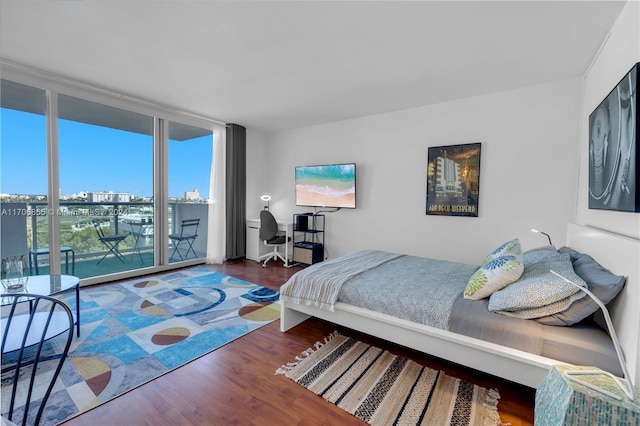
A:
276 332 503 426
1 267 280 425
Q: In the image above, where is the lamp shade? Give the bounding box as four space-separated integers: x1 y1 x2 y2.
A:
260 194 271 210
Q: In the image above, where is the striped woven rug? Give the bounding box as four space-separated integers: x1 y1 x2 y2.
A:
276 332 503 426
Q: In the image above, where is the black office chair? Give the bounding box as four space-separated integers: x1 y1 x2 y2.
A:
1 293 74 426
169 218 200 261
257 210 291 267
92 220 128 264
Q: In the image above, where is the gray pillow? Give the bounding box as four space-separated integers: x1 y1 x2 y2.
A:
488 252 587 319
535 247 626 326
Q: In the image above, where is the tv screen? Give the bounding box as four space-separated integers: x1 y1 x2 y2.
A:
295 163 356 209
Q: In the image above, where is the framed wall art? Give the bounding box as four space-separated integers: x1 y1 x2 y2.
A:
426 142 481 217
589 62 639 212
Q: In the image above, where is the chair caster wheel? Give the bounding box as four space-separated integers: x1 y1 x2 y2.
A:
262 264 266 268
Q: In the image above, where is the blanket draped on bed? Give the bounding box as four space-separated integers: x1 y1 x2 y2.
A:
338 254 480 329
280 250 403 311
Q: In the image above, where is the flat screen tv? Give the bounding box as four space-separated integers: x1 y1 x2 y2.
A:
295 163 356 209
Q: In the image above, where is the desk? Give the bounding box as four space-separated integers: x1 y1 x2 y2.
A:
246 218 293 267
1 275 80 347
28 247 75 275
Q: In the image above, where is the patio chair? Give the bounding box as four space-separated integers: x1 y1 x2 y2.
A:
1 293 74 426
92 220 128 264
169 218 200 261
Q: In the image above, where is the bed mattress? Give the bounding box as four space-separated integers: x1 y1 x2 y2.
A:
335 254 621 375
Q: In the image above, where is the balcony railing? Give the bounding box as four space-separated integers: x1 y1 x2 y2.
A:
1 201 208 279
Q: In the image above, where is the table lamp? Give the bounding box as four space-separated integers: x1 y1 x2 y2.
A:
530 228 553 245
550 270 635 400
261 194 271 210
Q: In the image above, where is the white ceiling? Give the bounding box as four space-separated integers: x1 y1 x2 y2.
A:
0 1 627 133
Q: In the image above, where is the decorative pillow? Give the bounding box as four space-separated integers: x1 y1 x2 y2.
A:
522 245 558 267
482 238 521 265
464 254 524 300
535 247 626 326
488 252 587 319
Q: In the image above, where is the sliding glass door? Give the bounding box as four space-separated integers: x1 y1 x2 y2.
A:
0 81 48 274
57 94 154 278
1 72 223 283
167 122 213 263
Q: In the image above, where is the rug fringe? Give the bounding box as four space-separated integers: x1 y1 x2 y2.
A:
275 331 339 375
483 388 510 426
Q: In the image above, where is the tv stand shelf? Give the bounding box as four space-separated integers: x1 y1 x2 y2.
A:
292 214 324 265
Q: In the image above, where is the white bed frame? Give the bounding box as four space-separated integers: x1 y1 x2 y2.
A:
280 223 640 389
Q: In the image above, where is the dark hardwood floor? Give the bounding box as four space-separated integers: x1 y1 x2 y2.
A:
61 259 535 426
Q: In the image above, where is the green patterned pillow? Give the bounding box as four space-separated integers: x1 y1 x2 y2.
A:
464 254 524 300
482 238 521 265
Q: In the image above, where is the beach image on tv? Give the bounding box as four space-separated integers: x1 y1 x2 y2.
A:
296 164 356 208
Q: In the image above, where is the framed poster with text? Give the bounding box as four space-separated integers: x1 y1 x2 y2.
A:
426 143 481 217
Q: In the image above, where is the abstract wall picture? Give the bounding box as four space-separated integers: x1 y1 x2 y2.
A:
426 143 481 217
589 62 639 212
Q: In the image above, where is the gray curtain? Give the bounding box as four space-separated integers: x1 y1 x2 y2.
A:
225 124 246 259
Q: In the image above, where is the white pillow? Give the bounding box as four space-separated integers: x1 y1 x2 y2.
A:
464 253 524 300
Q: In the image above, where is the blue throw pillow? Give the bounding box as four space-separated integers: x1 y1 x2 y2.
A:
488 252 587 319
535 247 626 326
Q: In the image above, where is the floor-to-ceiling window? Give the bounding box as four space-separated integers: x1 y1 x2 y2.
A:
57 94 155 278
0 81 48 273
0 69 223 284
167 122 213 263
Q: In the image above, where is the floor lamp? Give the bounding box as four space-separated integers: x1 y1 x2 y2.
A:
550 270 635 401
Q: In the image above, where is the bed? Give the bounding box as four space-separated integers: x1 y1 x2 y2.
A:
279 223 640 389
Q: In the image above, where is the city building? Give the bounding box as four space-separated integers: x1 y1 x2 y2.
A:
185 188 200 201
87 191 131 203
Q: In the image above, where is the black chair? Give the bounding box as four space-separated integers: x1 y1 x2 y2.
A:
169 218 200 261
1 293 74 426
92 220 128 264
257 210 291 267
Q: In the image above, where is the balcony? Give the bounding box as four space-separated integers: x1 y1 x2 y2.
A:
0 201 209 280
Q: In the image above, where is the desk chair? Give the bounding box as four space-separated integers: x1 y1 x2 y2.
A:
92 221 128 264
1 293 74 426
257 210 291 267
169 218 200 261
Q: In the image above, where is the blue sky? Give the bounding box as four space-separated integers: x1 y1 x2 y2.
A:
1 108 213 199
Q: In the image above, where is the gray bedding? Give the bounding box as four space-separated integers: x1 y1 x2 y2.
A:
332 251 620 375
338 255 477 329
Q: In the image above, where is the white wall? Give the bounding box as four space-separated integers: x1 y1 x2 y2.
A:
577 0 640 240
248 78 583 265
246 128 269 200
